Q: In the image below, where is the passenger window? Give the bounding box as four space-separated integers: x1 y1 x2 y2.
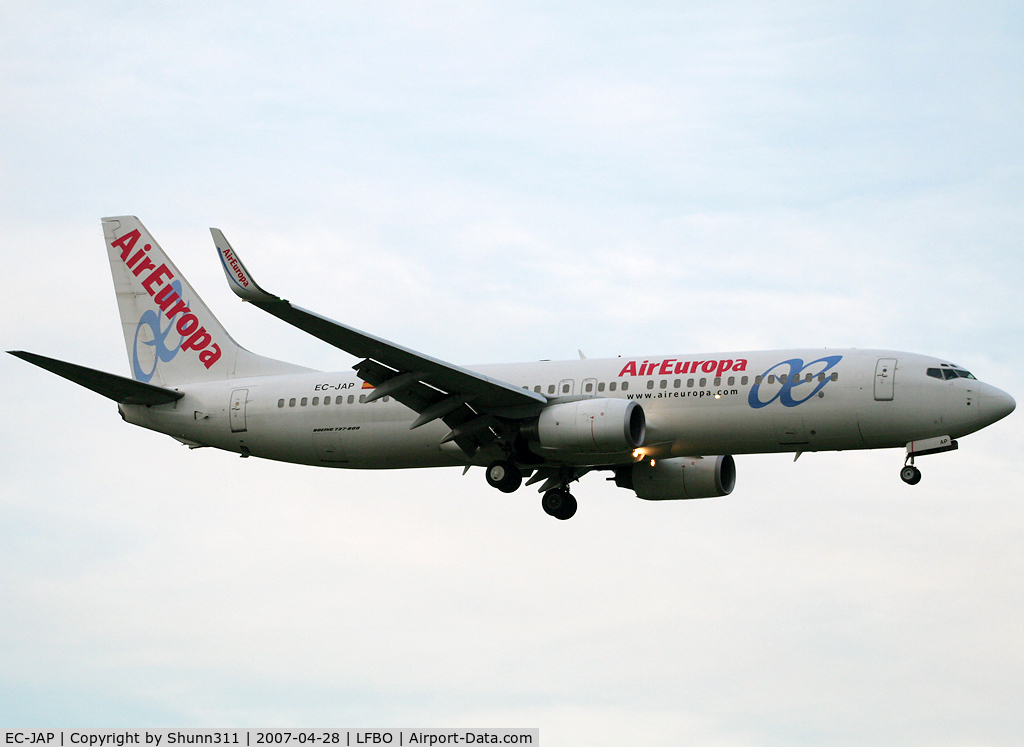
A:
727 377 734 386
699 378 706 387
830 373 838 381
674 379 681 388
621 382 629 391
548 385 555 394
347 395 354 404
609 382 617 392
359 395 366 403
534 385 541 393
278 399 285 408
714 377 721 386
659 379 667 389
562 383 570 394
301 397 308 406
819 373 826 382
805 373 813 382
383 396 390 402
779 374 787 383
647 380 654 390
598 382 605 392
312 397 319 406
687 378 694 388
755 376 763 385
585 382 593 393
741 376 748 385
768 375 775 384
289 398 296 407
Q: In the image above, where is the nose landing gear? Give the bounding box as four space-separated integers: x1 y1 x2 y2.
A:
900 462 922 485
900 436 957 485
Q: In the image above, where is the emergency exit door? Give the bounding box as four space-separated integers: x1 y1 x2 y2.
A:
229 389 249 432
874 359 896 401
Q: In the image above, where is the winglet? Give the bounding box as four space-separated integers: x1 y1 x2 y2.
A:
211 228 279 303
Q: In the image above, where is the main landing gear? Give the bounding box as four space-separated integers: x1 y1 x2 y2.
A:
541 488 577 520
485 459 522 493
484 459 578 520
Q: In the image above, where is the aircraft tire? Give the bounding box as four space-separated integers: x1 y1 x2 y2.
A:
900 465 922 485
542 489 577 520
556 493 577 520
486 459 522 493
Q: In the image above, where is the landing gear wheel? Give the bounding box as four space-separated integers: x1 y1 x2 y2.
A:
486 460 522 493
900 465 922 485
542 489 577 520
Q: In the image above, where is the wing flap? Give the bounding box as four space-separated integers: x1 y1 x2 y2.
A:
353 358 496 453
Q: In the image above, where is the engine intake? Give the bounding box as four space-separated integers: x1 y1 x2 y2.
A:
619 455 736 500
529 398 646 453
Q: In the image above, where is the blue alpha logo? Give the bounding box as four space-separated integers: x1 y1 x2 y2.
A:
748 355 843 409
132 279 186 383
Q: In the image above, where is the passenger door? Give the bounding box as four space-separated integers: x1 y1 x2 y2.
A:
874 358 897 401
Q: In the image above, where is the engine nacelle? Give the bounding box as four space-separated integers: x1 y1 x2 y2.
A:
532 398 646 453
619 455 736 500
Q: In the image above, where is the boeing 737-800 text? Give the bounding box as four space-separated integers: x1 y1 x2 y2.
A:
9 217 1016 519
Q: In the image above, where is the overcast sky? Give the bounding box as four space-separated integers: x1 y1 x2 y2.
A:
2 2 1023 744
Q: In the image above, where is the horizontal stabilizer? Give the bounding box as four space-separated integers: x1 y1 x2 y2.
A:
8 351 184 406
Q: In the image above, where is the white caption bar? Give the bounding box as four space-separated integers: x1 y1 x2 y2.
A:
1 731 538 747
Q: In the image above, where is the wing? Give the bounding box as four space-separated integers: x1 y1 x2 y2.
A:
8 351 184 406
211 229 547 455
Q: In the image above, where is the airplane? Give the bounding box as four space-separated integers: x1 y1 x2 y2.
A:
8 216 1016 520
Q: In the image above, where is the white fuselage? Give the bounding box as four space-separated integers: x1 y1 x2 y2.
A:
120 348 1014 470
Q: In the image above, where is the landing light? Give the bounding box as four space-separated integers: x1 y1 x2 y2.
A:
715 393 721 399
650 458 656 466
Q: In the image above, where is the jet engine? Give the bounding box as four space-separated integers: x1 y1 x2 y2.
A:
526 398 646 453
617 455 736 500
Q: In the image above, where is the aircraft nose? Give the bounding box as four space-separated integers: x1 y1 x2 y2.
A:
979 383 1016 426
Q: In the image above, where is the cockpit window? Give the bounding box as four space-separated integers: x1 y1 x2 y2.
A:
929 366 977 380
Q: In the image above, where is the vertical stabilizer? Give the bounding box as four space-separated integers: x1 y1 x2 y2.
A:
103 216 309 385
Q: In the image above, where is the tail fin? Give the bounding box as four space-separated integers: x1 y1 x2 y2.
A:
103 216 310 385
